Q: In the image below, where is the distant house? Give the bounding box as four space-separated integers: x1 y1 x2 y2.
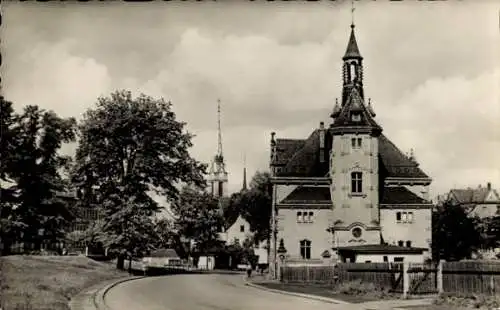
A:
446 182 500 219
224 215 252 247
221 214 269 267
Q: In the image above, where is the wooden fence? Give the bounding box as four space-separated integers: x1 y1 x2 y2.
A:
280 260 500 297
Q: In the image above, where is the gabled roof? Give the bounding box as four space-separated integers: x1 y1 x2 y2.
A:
272 131 429 179
274 138 305 166
274 130 330 178
380 186 429 205
378 134 429 179
449 187 500 204
331 87 381 131
281 186 331 204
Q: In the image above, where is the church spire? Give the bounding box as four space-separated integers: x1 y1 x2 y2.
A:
242 154 247 191
208 99 228 198
344 0 362 61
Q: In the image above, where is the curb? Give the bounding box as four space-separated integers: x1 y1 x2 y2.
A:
68 276 145 310
96 276 146 310
245 281 350 305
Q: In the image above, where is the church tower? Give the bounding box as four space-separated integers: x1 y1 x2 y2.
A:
208 100 229 199
329 22 383 247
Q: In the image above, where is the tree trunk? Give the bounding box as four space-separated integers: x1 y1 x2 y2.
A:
116 254 125 270
128 256 132 274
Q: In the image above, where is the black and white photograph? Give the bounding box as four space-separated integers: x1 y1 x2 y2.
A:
0 1 499 310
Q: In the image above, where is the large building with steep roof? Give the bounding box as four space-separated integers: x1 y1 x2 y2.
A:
268 24 433 275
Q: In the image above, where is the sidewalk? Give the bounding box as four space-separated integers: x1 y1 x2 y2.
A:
247 277 434 310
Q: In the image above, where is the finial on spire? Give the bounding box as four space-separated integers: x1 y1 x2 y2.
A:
351 0 356 28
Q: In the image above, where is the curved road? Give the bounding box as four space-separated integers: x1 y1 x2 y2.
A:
105 273 345 310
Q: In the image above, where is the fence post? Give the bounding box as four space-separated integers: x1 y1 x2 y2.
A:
437 260 443 295
403 262 409 299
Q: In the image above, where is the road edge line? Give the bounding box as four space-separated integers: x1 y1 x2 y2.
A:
245 281 350 305
96 276 146 310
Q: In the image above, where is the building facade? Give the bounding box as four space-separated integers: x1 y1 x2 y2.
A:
446 182 500 219
269 24 433 275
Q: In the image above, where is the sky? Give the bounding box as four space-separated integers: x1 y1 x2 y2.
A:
2 1 499 205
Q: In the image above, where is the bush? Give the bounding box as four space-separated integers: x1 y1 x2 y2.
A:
337 279 392 299
435 293 500 309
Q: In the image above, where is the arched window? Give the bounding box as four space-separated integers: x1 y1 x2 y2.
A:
350 62 357 82
299 239 312 259
351 172 363 193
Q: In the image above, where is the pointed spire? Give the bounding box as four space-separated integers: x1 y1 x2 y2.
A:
216 99 223 163
242 153 247 191
343 24 362 60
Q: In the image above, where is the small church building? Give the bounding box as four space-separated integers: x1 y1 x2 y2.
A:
268 23 433 274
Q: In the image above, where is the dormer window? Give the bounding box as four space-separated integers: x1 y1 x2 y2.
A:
351 113 361 122
351 137 362 149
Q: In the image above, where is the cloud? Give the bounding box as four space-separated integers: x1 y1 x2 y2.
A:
5 39 113 119
2 1 499 199
380 69 500 196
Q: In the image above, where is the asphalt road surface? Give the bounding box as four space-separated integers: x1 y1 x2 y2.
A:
104 273 347 310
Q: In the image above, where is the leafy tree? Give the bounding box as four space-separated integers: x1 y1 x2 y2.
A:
1 99 77 253
72 91 206 269
432 200 482 261
172 186 224 257
225 171 272 243
477 216 500 251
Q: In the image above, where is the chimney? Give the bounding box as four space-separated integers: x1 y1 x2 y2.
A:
319 122 325 163
487 182 491 190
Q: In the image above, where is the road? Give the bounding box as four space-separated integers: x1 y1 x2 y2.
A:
104 273 349 310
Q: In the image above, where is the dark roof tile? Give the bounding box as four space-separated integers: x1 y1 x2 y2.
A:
282 186 331 203
380 186 429 205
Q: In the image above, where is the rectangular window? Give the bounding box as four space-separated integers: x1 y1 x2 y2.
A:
383 256 388 262
394 257 404 262
401 212 408 223
296 211 302 223
308 212 313 223
398 240 404 247
357 138 362 148
218 181 224 197
407 212 414 223
351 138 356 148
351 172 363 193
240 225 245 232
406 241 412 248
396 212 401 222
300 240 311 259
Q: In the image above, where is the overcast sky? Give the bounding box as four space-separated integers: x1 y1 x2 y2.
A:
2 1 499 200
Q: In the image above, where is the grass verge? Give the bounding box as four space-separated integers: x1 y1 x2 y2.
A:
254 279 400 304
0 255 128 310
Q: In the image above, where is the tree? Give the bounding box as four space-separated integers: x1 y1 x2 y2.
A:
1 99 77 253
432 200 482 261
72 91 206 269
226 171 272 243
477 216 500 251
172 186 224 257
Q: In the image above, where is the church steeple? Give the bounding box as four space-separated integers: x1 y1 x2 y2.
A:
242 154 247 191
208 99 228 198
